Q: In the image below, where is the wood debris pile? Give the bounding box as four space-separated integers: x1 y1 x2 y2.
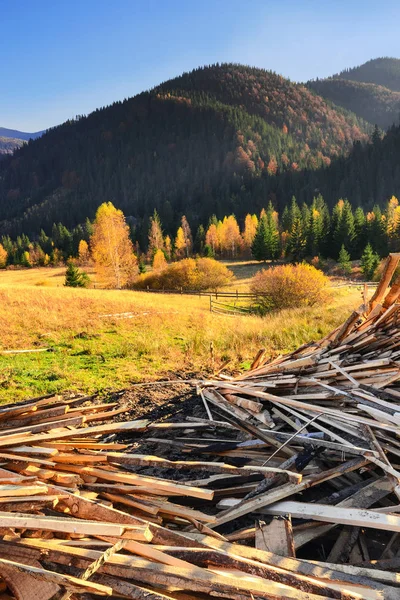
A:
2 256 400 598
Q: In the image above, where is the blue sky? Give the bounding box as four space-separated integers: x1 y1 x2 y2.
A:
1 0 400 131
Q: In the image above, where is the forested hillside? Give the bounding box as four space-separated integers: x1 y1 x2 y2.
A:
308 58 400 129
333 58 400 90
0 127 43 156
0 136 23 156
0 63 371 240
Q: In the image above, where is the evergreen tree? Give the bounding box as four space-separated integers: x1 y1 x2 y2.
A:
64 263 89 287
338 245 352 275
353 207 366 255
360 243 380 280
306 197 325 257
194 225 206 255
331 199 355 257
287 217 306 261
251 216 269 261
265 201 279 259
366 205 387 256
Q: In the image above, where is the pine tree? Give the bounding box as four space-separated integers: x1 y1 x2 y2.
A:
264 201 279 259
353 207 366 255
366 205 387 256
64 263 89 287
360 243 380 281
338 245 351 275
194 225 206 255
287 217 306 261
331 199 355 257
251 215 269 261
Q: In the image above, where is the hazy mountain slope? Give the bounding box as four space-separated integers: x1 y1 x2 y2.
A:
0 127 45 157
308 58 400 129
333 57 400 91
308 78 400 129
0 136 24 156
0 127 44 141
0 63 371 237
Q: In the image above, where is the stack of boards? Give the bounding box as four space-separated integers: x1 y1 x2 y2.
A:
2 257 400 598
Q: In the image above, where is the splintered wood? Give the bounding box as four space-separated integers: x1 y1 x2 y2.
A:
3 256 400 598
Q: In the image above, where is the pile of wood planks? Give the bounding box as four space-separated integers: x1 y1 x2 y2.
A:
3 255 400 597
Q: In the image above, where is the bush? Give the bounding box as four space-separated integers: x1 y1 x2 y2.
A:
250 263 329 312
132 258 233 291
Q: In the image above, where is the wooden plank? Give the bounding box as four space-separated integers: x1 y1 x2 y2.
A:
53 465 214 500
0 511 152 539
0 558 113 595
209 457 369 528
261 500 400 533
255 516 295 557
0 419 149 448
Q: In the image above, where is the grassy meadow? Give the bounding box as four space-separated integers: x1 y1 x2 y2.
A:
0 265 362 402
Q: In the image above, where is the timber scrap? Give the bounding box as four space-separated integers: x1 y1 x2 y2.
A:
2 258 400 597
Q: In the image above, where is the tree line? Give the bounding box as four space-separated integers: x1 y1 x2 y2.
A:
2 194 400 273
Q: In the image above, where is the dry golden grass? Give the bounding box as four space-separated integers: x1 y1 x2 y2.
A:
0 266 362 402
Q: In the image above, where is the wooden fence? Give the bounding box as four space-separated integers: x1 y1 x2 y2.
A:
209 297 255 316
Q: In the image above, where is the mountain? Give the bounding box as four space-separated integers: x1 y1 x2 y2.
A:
0 136 24 156
333 58 400 90
0 63 371 239
308 58 400 129
0 127 44 157
0 127 44 142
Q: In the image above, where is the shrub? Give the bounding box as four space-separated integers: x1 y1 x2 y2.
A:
132 258 233 291
250 263 329 312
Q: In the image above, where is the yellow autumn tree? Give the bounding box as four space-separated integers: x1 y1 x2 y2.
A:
220 215 242 258
387 196 400 250
153 248 167 271
0 243 7 268
174 227 186 259
164 235 172 261
205 223 219 255
78 239 90 266
90 202 137 288
243 214 258 254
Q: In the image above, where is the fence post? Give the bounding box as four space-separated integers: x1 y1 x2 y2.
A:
209 295 212 312
236 289 238 299
147 286 149 293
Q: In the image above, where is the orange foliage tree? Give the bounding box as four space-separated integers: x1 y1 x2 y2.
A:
0 243 7 268
243 214 258 254
220 215 242 258
152 248 167 271
78 239 90 266
148 210 164 258
90 202 137 288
